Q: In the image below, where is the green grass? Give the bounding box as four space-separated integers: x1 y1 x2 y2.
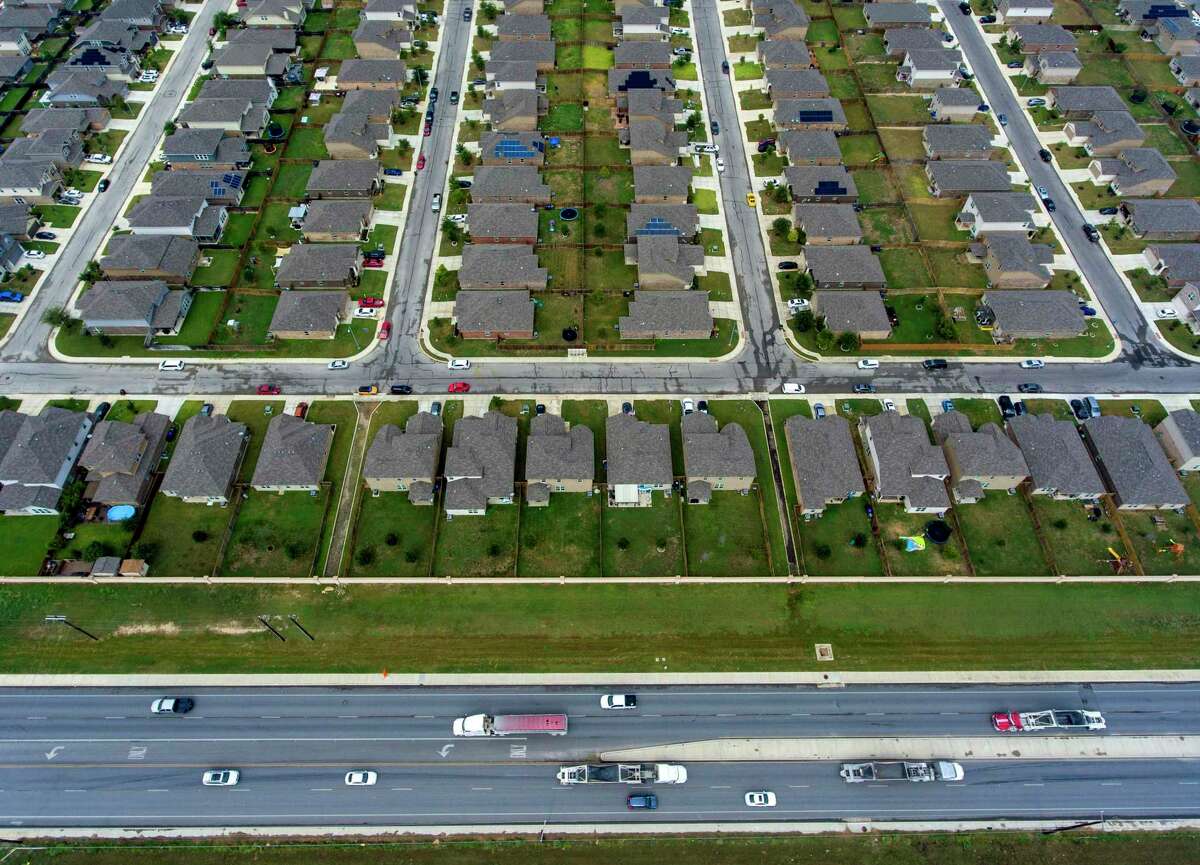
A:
0 516 57 576
222 489 330 577
1121 508 1200 577
799 498 882 577
692 188 718 215
349 491 438 577
517 494 603 577
602 492 684 577
432 504 519 576
135 496 231 577
955 491 1051 576
62 521 133 560
1030 497 1129 576
865 95 929 125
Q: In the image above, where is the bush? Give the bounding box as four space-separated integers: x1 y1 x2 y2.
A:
852 533 867 548
794 310 815 333
815 329 835 352
814 543 832 560
617 537 630 550
82 541 114 560
488 543 501 557
1051 518 1068 530
356 546 376 566
771 217 791 238
837 331 860 352
404 550 419 564
133 541 159 562
191 529 209 543
385 532 399 546
284 541 306 560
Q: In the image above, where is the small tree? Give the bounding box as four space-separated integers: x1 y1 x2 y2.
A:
772 184 789 204
815 329 835 352
837 331 860 352
162 121 176 136
41 305 74 328
794 309 815 332
456 144 473 166
356 547 376 567
772 217 791 238
191 530 209 543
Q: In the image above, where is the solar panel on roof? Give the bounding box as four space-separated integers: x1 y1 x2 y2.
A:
636 216 681 236
813 181 847 196
797 110 834 122
492 138 538 159
221 172 242 189
208 181 229 197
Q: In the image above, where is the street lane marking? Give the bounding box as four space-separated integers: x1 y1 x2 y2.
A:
1101 782 1121 786
103 717 125 720
26 718 45 721
1023 783 1044 787
146 789 168 793
1179 781 1199 785
310 788 332 792
260 716 281 720
63 790 85 793
710 785 730 789
391 787 413 791
338 716 359 719
788 785 809 789
471 787 492 791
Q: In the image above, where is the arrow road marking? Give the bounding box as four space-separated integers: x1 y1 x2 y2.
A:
438 744 455 758
44 747 63 761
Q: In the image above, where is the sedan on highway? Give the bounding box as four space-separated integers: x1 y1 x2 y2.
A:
745 791 777 807
202 770 239 786
345 771 378 786
150 697 194 714
627 793 658 810
600 694 637 709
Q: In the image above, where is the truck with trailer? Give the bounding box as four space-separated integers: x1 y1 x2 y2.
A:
452 713 568 737
991 709 1106 732
840 761 964 783
556 764 688 785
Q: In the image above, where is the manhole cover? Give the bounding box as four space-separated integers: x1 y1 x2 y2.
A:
815 644 834 662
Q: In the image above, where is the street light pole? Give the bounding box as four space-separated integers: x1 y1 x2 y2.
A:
44 615 99 641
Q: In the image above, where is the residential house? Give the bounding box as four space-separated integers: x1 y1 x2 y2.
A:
1118 0 1189 27
497 13 551 41
267 290 348 339
0 202 37 241
21 107 110 135
777 129 841 164
1146 244 1200 286
863 3 931 29
78 412 170 507
100 0 165 29
793 203 862 244
812 291 892 339
758 40 813 69
159 414 249 506
627 203 698 240
1 128 84 169
210 43 289 79
161 128 251 170
362 412 442 505
626 118 688 164
0 407 93 516
196 77 277 111
353 19 413 59
504 0 543 13
1009 23 1076 52
783 414 865 517
126 196 227 244
1121 199 1200 240
0 233 23 273
0 161 61 205
74 19 156 54
176 98 270 137
956 191 1039 237
305 159 382 199
1169 282 1200 334
929 86 982 121
470 166 552 205
754 1 810 40
680 413 756 505
1064 110 1145 156
926 160 1012 196
1047 86 1127 118
923 123 994 159
483 89 546 130
613 41 672 69
1155 409 1200 472
479 131 545 166
150 169 247 206
0 55 33 86
524 413 594 506
227 28 299 53
1007 413 1105 499
996 0 1055 23
620 87 683 127
63 46 141 81
250 413 333 494
76 279 193 336
275 244 360 288
764 68 829 99
605 412 672 507
338 59 407 90
467 203 539 243
459 244 548 290
1025 50 1081 84
1155 16 1200 54
898 49 963 89
454 290 535 339
298 200 372 243
489 39 556 73
323 109 394 159
624 234 705 289
1090 147 1177 197
241 0 309 28
618 5 667 40
804 245 886 289
485 59 540 92
619 290 713 339
860 412 951 515
883 27 946 58
608 67 677 99
784 165 857 202
932 412 1029 504
361 0 418 22
773 98 848 130
632 165 692 203
980 234 1054 288
1083 416 1189 509
981 290 1086 340
443 411 517 516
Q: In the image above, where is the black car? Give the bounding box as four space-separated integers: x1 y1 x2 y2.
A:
425 108 435 121
166 423 178 442
1038 148 1052 163
463 7 471 19
998 395 1015 418
93 401 111 420
721 60 729 74
1070 398 1088 420
390 383 413 395
922 358 947 370
450 91 459 104
363 247 387 261
200 403 214 417
885 306 899 326
622 401 634 415
1014 400 1027 416
34 231 56 240
1083 224 1100 242
1098 206 1119 216
1005 59 1023 68
697 399 708 413
710 120 719 135
535 403 546 415
980 14 997 23
429 87 438 102
1017 383 1043 393
853 383 876 394
98 178 110 192
1043 198 1056 213
958 1 970 12
777 260 799 270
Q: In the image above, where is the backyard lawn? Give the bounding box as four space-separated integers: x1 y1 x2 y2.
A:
517 494 603 577
797 499 882 577
876 504 969 577
1120 508 1200 577
221 490 330 577
0 516 58 576
954 492 1051 577
349 492 438 577
602 492 685 577
135 495 232 577
432 506 520 576
1030 497 1130 576
682 491 772 577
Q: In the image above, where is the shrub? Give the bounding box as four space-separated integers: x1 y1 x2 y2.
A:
284 541 306 560
82 541 114 560
617 537 630 550
404 550 419 564
1051 518 1068 530
385 532 399 547
488 543 501 557
356 547 376 566
814 544 832 559
192 529 209 543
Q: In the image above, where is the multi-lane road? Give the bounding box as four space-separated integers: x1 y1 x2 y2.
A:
1 684 1197 827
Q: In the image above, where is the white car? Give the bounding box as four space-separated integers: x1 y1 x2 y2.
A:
23 249 45 259
352 307 378 318
139 71 159 83
167 24 188 34
716 157 725 173
745 791 777 807
447 358 471 370
85 153 112 164
682 398 695 415
447 213 467 224
1019 359 1045 369
781 382 805 394
600 694 637 710
786 297 810 312
857 359 879 370
670 26 689 35
431 193 442 212
327 359 349 370
202 770 239 786
883 399 897 412
1155 307 1178 318
692 143 719 155
158 359 185 371
345 770 378 786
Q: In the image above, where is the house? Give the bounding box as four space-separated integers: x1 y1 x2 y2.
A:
1156 409 1200 472
267 290 347 339
926 160 1012 196
0 408 93 516
485 59 540 92
863 3 931 29
362 0 418 22
932 412 1029 504
497 13 551 41
804 245 886 289
211 43 289 79
467 203 539 244
981 290 1086 340
454 290 535 339
765 68 829 99
1155 16 1200 54
323 109 394 159
483 89 546 130
1025 50 1081 84
275 244 360 288
78 412 170 507
74 19 157 53
443 411 518 516
0 202 37 240
242 0 309 28
338 59 407 90
624 234 705 289
459 244 548 290
504 0 543 14
21 107 109 135
1146 244 1200 286
883 27 948 58
0 55 33 85
470 166 552 205
860 412 950 514
784 165 857 202
76 280 193 336
353 19 413 59
754 1 810 40
479 131 545 166
227 27 299 53
621 87 683 126
0 161 61 205
1170 282 1200 334
681 413 756 505
126 197 227 244
1008 23 1076 53
605 413 672 507
159 414 249 506
898 49 963 89
626 204 698 241
251 413 334 494
784 414 865 517
1083 416 1189 509
362 412 442 504
626 118 688 164
996 0 1055 23
176 98 270 137
618 5 667 40
1 128 84 169
305 160 382 199
0 5 57 34
608 67 676 98
633 165 692 203
1090 148 1176 197
161 128 251 170
524 413 593 506
923 123 994 160
980 235 1054 288
793 203 862 244
777 129 841 164
619 291 713 339
1171 55 1200 86
298 200 372 243
773 98 848 130
758 40 813 69
100 0 165 29
1121 199 1200 241
929 86 982 121
956 191 1039 237
196 77 277 111
1046 86 1127 118
1007 413 1105 499
1064 110 1145 156
812 290 892 339
614 40 671 69
0 233 23 273
150 170 246 206
63 45 141 80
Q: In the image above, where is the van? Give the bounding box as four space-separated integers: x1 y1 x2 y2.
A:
1085 396 1101 418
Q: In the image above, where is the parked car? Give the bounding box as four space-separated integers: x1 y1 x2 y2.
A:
857 359 879 370
85 153 112 165
787 297 810 313
328 360 349 370
1098 207 1119 216
998 394 1015 418
1043 197 1056 213
883 399 897 412
922 358 948 370
158 359 185 371
721 60 729 74
357 385 379 396
294 401 308 418
958 1 970 12
1005 59 1021 68
378 321 392 340
463 6 471 19
1017 383 1042 393
621 401 634 414
416 153 426 170
941 399 955 413
448 358 471 370
1156 307 1178 318
359 296 385 308
34 231 57 240
200 403 214 416
23 249 45 259
745 192 757 208
450 91 459 104
710 120 719 135
98 179 110 192
429 87 438 103
782 382 805 394
998 113 1008 126
151 697 193 714
0 290 25 302
716 157 725 173
202 770 239 786
853 383 875 394
1070 398 1088 420
423 121 432 136
814 403 826 418
981 14 997 22
757 138 776 153
390 384 413 395
1079 304 1097 316
448 381 471 393
778 261 799 270
257 384 281 395
383 168 404 177
431 193 441 212
362 258 384 268
1037 148 1052 163
1027 98 1046 107
627 793 658 810
1083 224 1099 242
682 398 695 415
1019 359 1045 369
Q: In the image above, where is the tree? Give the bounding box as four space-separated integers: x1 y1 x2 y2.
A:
412 66 429 85
83 540 114 560
133 541 159 562
837 331 860 352
771 217 791 238
685 111 701 131
472 50 484 72
480 1 498 21
794 309 816 332
356 547 376 566
162 120 176 136
814 329 835 352
772 183 790 204
41 305 73 328
456 144 473 166
191 530 209 543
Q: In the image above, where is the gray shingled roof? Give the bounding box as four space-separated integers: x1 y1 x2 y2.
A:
268 290 347 332
455 290 535 334
1161 409 1200 457
765 68 829 96
619 290 713 338
526 414 594 484
884 27 947 55
1049 85 1126 113
126 196 207 230
963 191 1038 224
363 412 442 483
606 413 672 487
161 414 248 500
0 407 90 487
1124 199 1200 235
940 421 1029 480
1070 110 1144 150
923 123 994 156
276 244 359 284
76 280 169 325
627 203 699 238
778 129 841 161
903 48 963 72
1007 413 1105 498
1149 244 1200 282
863 412 951 511
197 77 276 108
1011 23 1076 46
1084 415 1189 508
301 200 372 236
252 414 333 489
985 290 1085 335
628 118 688 158
459 244 547 289
794 203 862 241
483 89 544 125
681 412 756 483
932 86 982 107
471 165 551 201
490 40 556 66
758 40 812 67
864 2 931 25
80 412 169 505
805 245 885 285
814 290 891 334
444 411 517 511
338 59 407 85
101 235 198 280
497 13 550 37
468 203 539 239
784 414 864 510
626 234 704 285
773 98 848 126
614 41 672 66
306 159 380 194
784 165 858 198
927 159 1012 193
150 170 248 202
633 165 692 200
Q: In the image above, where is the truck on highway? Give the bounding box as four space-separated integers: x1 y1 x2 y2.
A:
556 763 688 785
991 709 1106 733
840 761 964 783
452 713 568 737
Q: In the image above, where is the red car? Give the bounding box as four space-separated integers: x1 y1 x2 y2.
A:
423 121 432 136
447 381 470 393
359 296 385 308
416 153 426 170
362 258 384 268
378 321 392 340
294 401 308 418
257 384 281 395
